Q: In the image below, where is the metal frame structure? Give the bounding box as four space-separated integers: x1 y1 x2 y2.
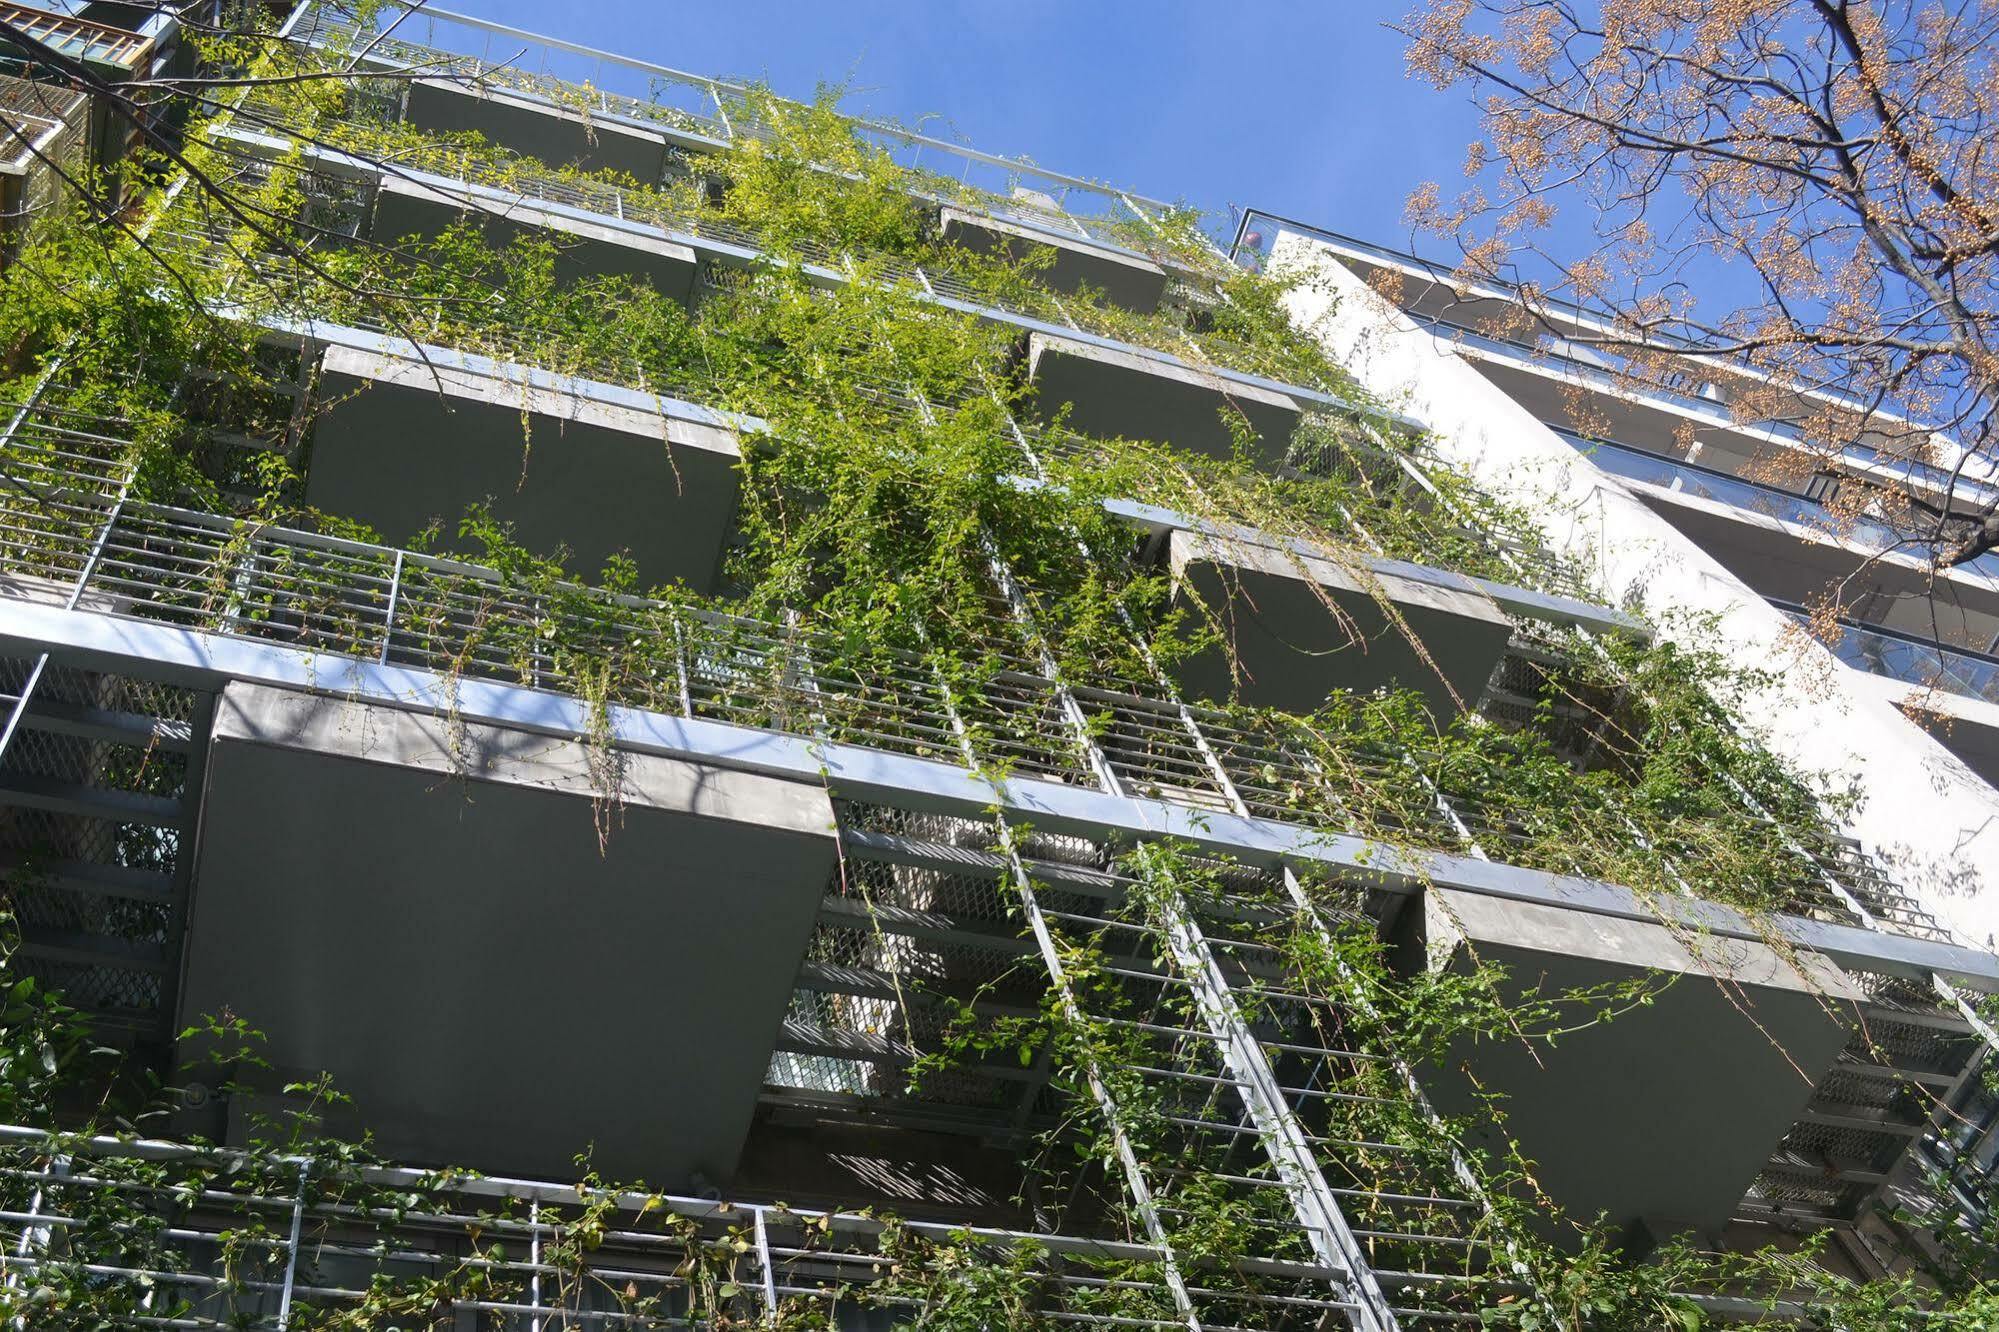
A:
174 121 1379 431
288 0 1189 263
0 8 1994 1328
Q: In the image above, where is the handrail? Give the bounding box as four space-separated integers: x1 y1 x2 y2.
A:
403 3 1178 212
1774 602 1999 711
0 412 1959 956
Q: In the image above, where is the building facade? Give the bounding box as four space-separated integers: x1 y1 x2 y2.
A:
0 3 1992 1328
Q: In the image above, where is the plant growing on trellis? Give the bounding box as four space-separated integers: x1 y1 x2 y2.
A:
0 5 1991 1328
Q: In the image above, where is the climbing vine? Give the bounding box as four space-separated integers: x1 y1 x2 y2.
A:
0 4 1990 1329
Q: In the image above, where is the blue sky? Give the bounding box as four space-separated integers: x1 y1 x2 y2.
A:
422 1 1478 251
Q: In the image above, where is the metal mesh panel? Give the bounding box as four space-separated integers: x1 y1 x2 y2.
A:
15 955 161 1013
0 655 203 1038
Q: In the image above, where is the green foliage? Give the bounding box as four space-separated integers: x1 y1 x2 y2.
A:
0 8 1992 1329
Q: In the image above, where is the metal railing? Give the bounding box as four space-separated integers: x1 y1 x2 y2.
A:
1776 605 1999 711
287 2 1194 266
0 1122 1226 1331
1570 432 1999 582
0 413 1950 948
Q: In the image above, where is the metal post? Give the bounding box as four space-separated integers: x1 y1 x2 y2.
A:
958 497 1407 1328
914 641 1204 1332
528 1197 543 1332
1132 849 1400 1332
752 1205 779 1325
379 549 405 665
710 87 735 143
0 655 48 772
0 426 139 766
669 610 695 717
3 1153 62 1332
1010 847 1206 1332
273 1160 309 1331
984 547 1123 796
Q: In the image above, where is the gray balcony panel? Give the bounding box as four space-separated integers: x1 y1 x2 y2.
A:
939 205 1168 313
403 77 669 180
372 174 700 301
1027 331 1306 462
1166 531 1515 715
180 682 837 1185
307 344 741 591
1416 886 1863 1242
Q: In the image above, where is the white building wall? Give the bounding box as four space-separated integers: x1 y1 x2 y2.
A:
1271 226 1999 950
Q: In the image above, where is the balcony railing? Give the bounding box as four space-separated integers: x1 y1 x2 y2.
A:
287 2 1193 267
0 412 1956 948
0 1123 1231 1331
1775 604 1999 711
1569 431 1999 581
208 109 1335 407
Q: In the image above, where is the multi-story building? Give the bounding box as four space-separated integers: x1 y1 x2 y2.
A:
0 3 1991 1327
1237 219 1999 948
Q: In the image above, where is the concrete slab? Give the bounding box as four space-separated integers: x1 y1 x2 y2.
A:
1413 886 1864 1242
372 173 699 302
404 78 669 181
306 344 742 591
1166 530 1515 716
939 206 1168 313
1027 332 1306 463
179 682 838 1185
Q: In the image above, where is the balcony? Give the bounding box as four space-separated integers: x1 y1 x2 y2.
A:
305 334 748 592
1025 330 1311 463
1161 527 1517 716
290 3 1198 314
1 420 1982 968
179 681 838 1181
1573 433 1999 649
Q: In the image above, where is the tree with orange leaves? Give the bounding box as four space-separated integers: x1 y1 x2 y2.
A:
1399 1 1999 585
